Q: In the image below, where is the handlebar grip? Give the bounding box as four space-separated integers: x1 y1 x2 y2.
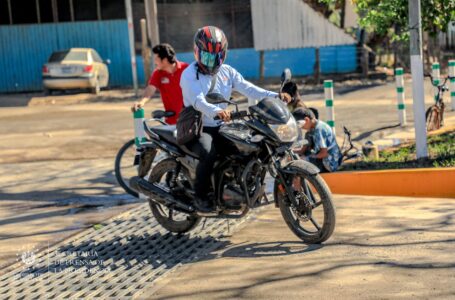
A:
213 110 248 121
231 110 248 119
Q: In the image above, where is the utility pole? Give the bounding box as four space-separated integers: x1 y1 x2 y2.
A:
141 19 151 84
408 0 428 158
144 0 160 69
146 0 160 47
125 0 138 96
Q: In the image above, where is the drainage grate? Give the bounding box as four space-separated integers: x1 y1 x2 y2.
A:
0 202 259 299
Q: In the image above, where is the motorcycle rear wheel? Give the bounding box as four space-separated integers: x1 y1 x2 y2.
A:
148 159 201 233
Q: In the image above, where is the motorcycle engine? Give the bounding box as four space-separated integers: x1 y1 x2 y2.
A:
221 159 265 210
222 184 244 210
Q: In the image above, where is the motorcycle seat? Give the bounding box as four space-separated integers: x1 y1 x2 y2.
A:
149 125 200 159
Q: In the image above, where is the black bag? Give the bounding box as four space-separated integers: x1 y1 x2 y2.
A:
176 106 202 145
176 74 217 145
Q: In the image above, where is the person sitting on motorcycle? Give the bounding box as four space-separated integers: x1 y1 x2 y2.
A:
180 25 279 212
292 108 341 173
131 43 189 125
280 81 307 112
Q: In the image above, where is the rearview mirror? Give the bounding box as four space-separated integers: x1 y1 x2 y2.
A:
281 68 292 85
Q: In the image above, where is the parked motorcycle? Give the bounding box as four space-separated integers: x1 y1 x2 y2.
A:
130 73 335 244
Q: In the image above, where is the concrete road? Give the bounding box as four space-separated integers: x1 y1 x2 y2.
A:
1 79 453 165
150 195 455 299
0 79 454 278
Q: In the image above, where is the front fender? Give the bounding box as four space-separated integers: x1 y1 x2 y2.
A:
280 160 320 176
273 159 320 208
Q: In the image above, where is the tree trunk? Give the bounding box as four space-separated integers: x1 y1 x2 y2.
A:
423 31 431 73
340 0 346 29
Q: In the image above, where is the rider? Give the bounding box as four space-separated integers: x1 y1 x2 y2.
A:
292 108 341 172
180 26 279 212
132 43 189 125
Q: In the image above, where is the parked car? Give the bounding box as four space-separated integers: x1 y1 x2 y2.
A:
42 48 110 95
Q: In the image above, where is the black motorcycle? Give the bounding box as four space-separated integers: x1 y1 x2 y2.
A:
130 81 335 244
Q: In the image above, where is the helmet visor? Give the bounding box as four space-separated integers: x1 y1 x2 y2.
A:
200 51 218 68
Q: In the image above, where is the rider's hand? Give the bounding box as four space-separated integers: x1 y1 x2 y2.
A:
131 100 145 112
217 110 231 122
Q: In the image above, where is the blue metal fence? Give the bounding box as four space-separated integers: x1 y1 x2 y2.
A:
172 45 357 80
0 20 132 93
0 19 357 93
139 45 357 85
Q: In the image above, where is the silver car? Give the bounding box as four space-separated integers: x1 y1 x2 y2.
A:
42 48 110 95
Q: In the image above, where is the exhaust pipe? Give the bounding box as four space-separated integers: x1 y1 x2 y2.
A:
129 176 194 213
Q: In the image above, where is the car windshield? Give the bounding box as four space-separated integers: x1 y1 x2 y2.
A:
48 50 87 62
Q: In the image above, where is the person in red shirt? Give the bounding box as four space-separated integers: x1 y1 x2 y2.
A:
131 43 189 124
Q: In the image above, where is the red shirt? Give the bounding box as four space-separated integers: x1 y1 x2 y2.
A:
149 60 189 125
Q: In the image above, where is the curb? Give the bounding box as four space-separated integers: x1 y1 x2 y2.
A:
321 167 455 198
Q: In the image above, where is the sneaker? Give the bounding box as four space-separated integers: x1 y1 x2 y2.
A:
193 197 213 213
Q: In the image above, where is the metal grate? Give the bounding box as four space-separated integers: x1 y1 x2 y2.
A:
0 203 257 299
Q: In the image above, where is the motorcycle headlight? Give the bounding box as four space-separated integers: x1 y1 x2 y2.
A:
270 116 298 143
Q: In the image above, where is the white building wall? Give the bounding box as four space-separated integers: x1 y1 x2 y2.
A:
251 0 356 51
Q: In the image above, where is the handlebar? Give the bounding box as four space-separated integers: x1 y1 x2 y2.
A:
424 74 454 88
214 110 248 121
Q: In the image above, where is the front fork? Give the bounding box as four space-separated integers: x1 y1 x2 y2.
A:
272 149 316 208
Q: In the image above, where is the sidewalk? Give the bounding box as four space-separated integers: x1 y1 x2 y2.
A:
371 117 455 150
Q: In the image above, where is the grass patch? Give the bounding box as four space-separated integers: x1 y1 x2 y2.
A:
340 130 455 171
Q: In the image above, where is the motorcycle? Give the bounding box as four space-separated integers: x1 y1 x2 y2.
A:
130 72 335 244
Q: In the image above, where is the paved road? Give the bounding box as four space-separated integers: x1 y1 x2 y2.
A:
2 194 454 299
151 195 455 299
1 80 454 298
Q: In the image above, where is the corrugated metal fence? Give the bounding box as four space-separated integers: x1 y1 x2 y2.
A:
251 0 356 51
0 20 132 93
172 45 357 80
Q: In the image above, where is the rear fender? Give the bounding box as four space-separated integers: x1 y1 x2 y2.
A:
152 140 182 157
138 148 158 178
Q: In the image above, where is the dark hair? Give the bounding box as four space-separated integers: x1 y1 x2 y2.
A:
309 107 319 119
152 43 176 64
282 81 298 97
293 108 315 121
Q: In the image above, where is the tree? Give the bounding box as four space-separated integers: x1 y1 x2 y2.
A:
321 0 455 66
352 0 455 40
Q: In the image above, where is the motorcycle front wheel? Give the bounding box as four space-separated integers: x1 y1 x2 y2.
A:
274 161 336 244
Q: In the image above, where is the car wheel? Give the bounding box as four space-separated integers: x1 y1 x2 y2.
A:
91 78 100 95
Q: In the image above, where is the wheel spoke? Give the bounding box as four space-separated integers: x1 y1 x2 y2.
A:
302 179 312 200
310 216 321 230
313 201 323 208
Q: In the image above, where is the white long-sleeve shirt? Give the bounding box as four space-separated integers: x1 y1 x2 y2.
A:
180 62 278 127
